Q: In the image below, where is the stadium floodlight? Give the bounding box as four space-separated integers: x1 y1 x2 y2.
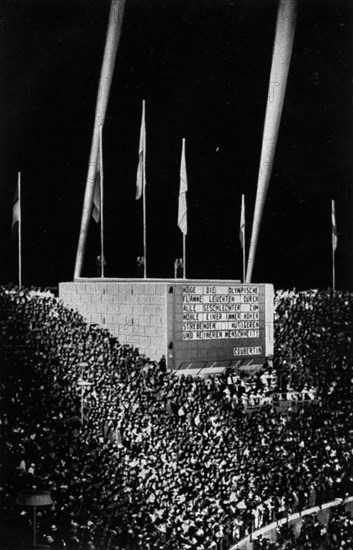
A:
16 490 53 547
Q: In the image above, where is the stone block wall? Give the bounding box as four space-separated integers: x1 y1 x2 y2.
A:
59 280 168 362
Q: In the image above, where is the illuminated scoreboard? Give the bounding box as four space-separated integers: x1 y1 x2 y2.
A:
167 282 274 370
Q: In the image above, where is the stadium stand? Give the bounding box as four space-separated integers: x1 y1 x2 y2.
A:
0 286 352 549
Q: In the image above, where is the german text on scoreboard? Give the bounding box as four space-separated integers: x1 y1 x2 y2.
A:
167 282 274 369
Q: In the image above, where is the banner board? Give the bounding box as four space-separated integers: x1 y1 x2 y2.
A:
167 283 274 370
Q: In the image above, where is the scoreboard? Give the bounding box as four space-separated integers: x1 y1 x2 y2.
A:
167 282 274 370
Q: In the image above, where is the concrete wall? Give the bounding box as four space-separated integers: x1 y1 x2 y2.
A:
59 280 168 362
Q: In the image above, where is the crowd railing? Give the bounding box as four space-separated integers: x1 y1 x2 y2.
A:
226 496 353 550
239 391 318 412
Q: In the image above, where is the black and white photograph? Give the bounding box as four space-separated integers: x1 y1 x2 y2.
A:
1 0 353 548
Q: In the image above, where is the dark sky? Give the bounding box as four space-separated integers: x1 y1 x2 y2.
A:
1 0 352 290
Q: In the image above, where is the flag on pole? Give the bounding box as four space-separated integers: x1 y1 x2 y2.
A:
12 182 20 228
12 172 22 287
178 138 188 235
332 199 337 252
92 179 100 223
136 100 146 200
239 194 245 248
92 129 103 223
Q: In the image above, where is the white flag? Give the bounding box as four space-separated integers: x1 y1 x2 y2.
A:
332 199 337 252
92 127 103 223
12 174 21 228
239 194 245 248
178 138 187 235
136 100 146 200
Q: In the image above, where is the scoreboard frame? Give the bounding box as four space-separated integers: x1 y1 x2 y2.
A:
167 282 274 370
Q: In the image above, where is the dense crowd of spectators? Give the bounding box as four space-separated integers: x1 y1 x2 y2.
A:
0 286 352 549
254 506 353 549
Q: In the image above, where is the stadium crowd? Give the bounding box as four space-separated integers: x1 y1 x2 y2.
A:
254 506 353 549
0 286 353 549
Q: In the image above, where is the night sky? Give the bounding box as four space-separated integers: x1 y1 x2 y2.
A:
1 0 352 291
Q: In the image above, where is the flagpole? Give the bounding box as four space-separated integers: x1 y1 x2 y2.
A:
142 101 147 279
183 233 186 279
99 125 105 278
143 163 147 280
239 194 246 283
242 198 246 284
18 172 22 288
143 190 147 278
332 199 336 291
332 238 335 291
